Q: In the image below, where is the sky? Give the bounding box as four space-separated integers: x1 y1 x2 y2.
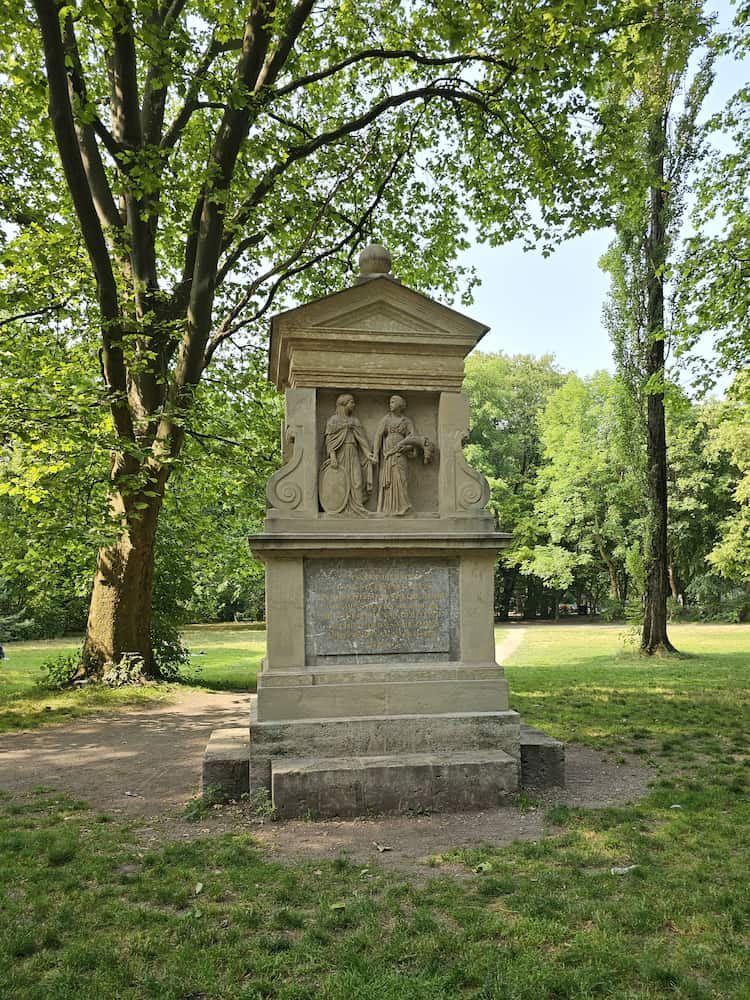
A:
460 1 746 381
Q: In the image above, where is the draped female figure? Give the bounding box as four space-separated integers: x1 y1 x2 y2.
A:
373 395 417 516
319 393 374 515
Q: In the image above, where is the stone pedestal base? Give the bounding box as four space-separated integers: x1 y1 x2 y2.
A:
200 717 567 813
272 749 518 819
256 660 509 721
248 702 521 795
203 728 250 799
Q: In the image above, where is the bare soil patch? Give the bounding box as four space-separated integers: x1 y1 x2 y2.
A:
0 690 655 873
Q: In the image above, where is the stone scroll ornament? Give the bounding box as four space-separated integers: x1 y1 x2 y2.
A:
373 395 435 516
451 430 491 511
266 425 304 511
319 393 375 515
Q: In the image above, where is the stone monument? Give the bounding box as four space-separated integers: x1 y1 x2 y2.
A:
203 245 564 817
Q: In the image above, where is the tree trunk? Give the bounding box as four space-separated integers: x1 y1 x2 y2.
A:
594 533 621 601
641 111 676 655
668 562 681 601
642 382 675 652
81 490 163 676
523 578 539 620
495 568 517 620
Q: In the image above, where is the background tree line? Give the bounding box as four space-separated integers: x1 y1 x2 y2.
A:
464 353 749 624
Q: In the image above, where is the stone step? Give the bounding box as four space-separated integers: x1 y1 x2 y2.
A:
520 724 565 788
202 728 250 799
271 748 519 819
250 707 521 792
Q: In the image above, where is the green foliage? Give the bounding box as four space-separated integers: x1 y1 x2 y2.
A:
244 787 278 821
100 653 147 688
534 371 643 603
464 352 566 617
599 598 626 623
678 7 750 384
3 0 701 670
685 575 748 624
182 783 228 821
705 375 750 592
37 651 81 691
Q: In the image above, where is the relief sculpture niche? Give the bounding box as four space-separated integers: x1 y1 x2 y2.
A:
373 395 434 516
319 393 376 515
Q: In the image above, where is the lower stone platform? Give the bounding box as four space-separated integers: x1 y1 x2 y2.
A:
203 728 250 800
272 749 518 819
201 719 566 811
248 704 521 794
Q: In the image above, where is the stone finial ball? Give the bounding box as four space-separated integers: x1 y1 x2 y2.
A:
358 243 391 276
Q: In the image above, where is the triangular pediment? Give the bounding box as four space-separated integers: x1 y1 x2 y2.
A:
311 299 445 334
269 276 490 389
275 276 487 338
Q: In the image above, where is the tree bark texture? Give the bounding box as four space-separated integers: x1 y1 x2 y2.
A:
82 492 164 676
641 112 676 655
594 532 622 601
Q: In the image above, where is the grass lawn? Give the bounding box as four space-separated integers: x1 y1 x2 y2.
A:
0 626 264 733
0 638 176 734
505 623 750 764
182 624 266 691
1 623 749 997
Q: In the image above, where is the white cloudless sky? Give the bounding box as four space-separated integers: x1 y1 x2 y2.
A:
459 0 746 380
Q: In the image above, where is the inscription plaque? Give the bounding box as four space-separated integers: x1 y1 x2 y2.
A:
304 557 458 664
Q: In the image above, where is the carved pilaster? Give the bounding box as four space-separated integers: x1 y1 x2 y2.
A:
438 392 491 517
266 388 318 518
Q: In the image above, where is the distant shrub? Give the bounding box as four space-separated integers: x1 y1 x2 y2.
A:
600 599 625 622
38 652 81 690
667 598 700 623
152 625 190 681
685 576 747 623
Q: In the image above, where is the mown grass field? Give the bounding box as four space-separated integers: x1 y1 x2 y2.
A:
1 623 749 998
0 625 266 732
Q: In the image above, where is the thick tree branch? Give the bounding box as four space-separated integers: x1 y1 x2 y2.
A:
106 0 160 305
215 227 272 287
33 0 134 443
225 80 490 241
141 0 190 146
273 47 516 99
206 137 408 364
0 301 69 328
62 16 125 236
255 0 317 92
107 2 143 151
159 1 279 466
185 428 245 448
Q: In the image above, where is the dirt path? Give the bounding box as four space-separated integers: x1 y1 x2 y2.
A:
0 686 655 873
0 689 249 817
496 627 526 663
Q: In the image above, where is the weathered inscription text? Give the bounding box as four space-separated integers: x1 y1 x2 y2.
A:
304 558 457 662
